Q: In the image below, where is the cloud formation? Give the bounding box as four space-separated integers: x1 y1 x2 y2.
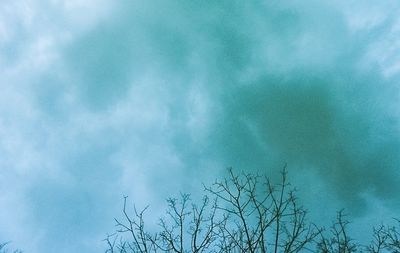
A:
1 1 400 252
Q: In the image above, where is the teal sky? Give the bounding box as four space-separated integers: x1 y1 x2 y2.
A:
1 1 400 252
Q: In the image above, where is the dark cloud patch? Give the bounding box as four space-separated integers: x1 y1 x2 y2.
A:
214 70 400 213
61 0 400 214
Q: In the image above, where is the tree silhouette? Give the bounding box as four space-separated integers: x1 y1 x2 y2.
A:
105 168 320 253
316 210 357 253
204 168 320 253
105 168 400 253
367 219 400 253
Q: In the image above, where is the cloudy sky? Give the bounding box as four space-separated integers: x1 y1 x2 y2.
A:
1 0 400 252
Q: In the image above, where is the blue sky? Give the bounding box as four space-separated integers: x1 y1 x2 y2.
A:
1 1 400 252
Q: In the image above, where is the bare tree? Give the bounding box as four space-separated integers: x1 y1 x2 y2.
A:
106 193 223 253
316 210 358 253
366 219 400 253
106 167 320 253
106 167 400 253
105 196 157 253
204 168 320 253
156 194 223 253
382 219 400 252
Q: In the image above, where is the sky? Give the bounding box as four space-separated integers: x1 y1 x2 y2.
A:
1 0 400 252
